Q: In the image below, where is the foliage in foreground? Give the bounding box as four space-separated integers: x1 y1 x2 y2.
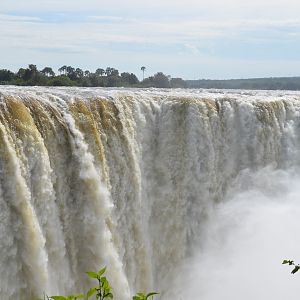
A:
282 259 300 274
36 266 158 300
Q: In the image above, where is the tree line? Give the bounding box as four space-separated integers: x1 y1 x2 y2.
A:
3 65 298 90
186 77 300 90
0 64 187 88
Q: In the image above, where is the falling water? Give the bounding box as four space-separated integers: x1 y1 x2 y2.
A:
0 86 300 299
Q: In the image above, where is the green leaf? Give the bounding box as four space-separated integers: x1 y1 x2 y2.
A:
101 277 110 289
146 292 159 299
87 287 97 298
100 277 107 283
104 292 113 299
282 260 289 264
49 297 66 300
86 272 99 279
291 266 300 274
98 266 107 276
74 294 84 299
137 293 145 298
132 296 141 300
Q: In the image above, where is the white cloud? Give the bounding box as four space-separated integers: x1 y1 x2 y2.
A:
0 12 299 56
1 0 300 78
1 0 300 19
87 16 125 22
0 14 40 22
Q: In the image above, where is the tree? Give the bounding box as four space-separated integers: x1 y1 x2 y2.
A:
66 66 75 77
95 68 105 76
17 68 26 79
0 69 15 82
121 72 139 85
170 77 187 88
50 76 76 86
105 67 119 77
58 65 67 75
141 66 146 80
105 67 120 86
152 72 170 88
75 68 84 79
0 64 186 88
21 64 45 85
89 73 105 87
41 67 55 77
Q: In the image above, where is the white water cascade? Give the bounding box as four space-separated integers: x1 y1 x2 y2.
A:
0 87 300 300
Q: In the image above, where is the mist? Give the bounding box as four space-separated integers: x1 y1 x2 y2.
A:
168 166 300 300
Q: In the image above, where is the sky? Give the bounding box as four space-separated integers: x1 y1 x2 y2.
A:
1 0 300 79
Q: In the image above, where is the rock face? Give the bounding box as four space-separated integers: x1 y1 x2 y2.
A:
0 87 300 299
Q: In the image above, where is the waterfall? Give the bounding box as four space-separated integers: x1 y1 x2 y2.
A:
0 87 300 299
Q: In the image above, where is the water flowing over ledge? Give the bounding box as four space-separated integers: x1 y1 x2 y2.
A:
1 87 300 299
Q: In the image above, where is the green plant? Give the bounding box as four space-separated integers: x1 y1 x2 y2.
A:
282 259 300 274
40 266 158 300
132 292 158 300
86 267 113 299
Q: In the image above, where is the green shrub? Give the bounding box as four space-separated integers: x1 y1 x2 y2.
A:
38 266 158 300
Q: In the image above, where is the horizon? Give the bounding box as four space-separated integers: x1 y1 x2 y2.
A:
1 0 300 79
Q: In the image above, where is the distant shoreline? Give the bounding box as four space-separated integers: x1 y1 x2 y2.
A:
186 77 300 90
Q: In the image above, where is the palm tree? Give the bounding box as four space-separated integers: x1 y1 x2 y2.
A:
141 66 146 81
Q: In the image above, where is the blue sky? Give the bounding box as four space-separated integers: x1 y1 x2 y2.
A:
1 0 300 79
